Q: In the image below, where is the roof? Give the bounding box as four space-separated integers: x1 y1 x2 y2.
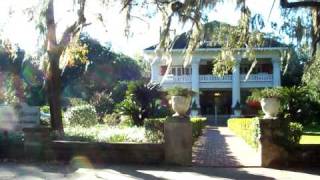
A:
144 21 286 51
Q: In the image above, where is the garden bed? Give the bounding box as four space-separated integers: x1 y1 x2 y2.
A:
63 125 152 143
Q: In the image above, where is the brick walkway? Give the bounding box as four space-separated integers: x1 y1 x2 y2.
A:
192 126 261 167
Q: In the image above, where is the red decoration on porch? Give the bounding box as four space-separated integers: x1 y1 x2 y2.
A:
261 64 272 74
247 100 261 108
160 66 167 75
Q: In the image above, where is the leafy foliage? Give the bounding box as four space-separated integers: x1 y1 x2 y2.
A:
247 88 282 102
64 104 98 127
279 86 320 125
144 118 166 143
228 118 260 149
61 34 142 99
117 81 161 126
167 86 194 97
287 122 303 145
110 81 129 104
190 117 207 141
103 113 121 126
90 91 114 121
63 125 148 143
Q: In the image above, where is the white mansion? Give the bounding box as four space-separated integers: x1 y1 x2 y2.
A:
143 26 285 118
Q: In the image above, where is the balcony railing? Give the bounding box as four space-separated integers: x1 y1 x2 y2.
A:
240 74 273 81
162 75 191 83
160 73 272 83
200 75 232 82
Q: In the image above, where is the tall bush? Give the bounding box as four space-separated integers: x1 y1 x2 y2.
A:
90 91 114 121
64 104 98 127
279 86 320 125
116 81 161 126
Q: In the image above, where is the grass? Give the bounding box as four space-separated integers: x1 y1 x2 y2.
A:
299 125 320 144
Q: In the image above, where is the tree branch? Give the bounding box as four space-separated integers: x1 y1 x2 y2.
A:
280 0 320 8
59 0 87 49
46 0 58 52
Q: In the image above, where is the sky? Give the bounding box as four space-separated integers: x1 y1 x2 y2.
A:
0 0 284 57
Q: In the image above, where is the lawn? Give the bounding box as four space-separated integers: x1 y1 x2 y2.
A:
299 125 320 144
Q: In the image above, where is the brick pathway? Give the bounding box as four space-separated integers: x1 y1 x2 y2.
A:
192 126 261 167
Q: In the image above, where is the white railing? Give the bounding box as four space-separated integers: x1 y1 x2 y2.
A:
199 75 232 82
162 75 192 83
240 74 273 82
160 74 272 83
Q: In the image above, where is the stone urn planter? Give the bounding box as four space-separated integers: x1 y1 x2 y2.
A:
171 96 191 117
260 97 281 119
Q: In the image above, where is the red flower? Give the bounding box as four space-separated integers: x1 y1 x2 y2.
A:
247 100 260 108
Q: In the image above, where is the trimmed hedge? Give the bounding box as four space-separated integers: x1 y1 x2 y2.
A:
190 117 207 141
227 118 260 149
143 117 207 143
64 105 99 127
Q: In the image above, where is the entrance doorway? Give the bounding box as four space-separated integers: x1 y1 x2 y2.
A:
200 90 232 115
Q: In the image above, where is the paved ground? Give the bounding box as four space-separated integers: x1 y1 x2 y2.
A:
0 162 320 179
192 126 261 167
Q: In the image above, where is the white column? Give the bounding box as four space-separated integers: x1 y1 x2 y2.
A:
191 60 200 108
272 58 281 87
232 59 241 109
150 56 160 83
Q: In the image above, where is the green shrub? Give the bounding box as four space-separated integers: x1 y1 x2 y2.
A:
167 86 194 97
287 122 303 145
190 117 207 141
64 105 98 127
144 118 166 143
227 118 260 148
103 113 121 126
118 115 134 127
247 88 282 102
151 105 172 118
67 98 88 107
116 82 161 126
40 105 50 113
143 117 207 143
279 86 320 125
90 91 114 120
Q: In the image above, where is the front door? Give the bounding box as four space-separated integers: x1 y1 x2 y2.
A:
200 90 232 115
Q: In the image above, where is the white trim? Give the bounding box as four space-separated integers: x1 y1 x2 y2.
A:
144 47 288 54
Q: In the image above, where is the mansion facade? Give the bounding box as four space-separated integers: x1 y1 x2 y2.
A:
144 32 285 119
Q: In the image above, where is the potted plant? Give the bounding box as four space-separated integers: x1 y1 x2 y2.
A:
167 87 194 117
232 101 242 117
248 88 282 119
190 100 199 117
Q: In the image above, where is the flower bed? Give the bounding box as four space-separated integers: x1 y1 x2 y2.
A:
63 125 149 143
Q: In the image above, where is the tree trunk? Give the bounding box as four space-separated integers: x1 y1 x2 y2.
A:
47 52 64 136
311 7 320 58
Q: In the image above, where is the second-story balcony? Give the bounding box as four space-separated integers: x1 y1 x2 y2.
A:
159 73 273 88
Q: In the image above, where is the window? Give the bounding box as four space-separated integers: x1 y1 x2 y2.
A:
185 68 190 75
171 68 176 75
177 68 182 76
167 66 191 76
